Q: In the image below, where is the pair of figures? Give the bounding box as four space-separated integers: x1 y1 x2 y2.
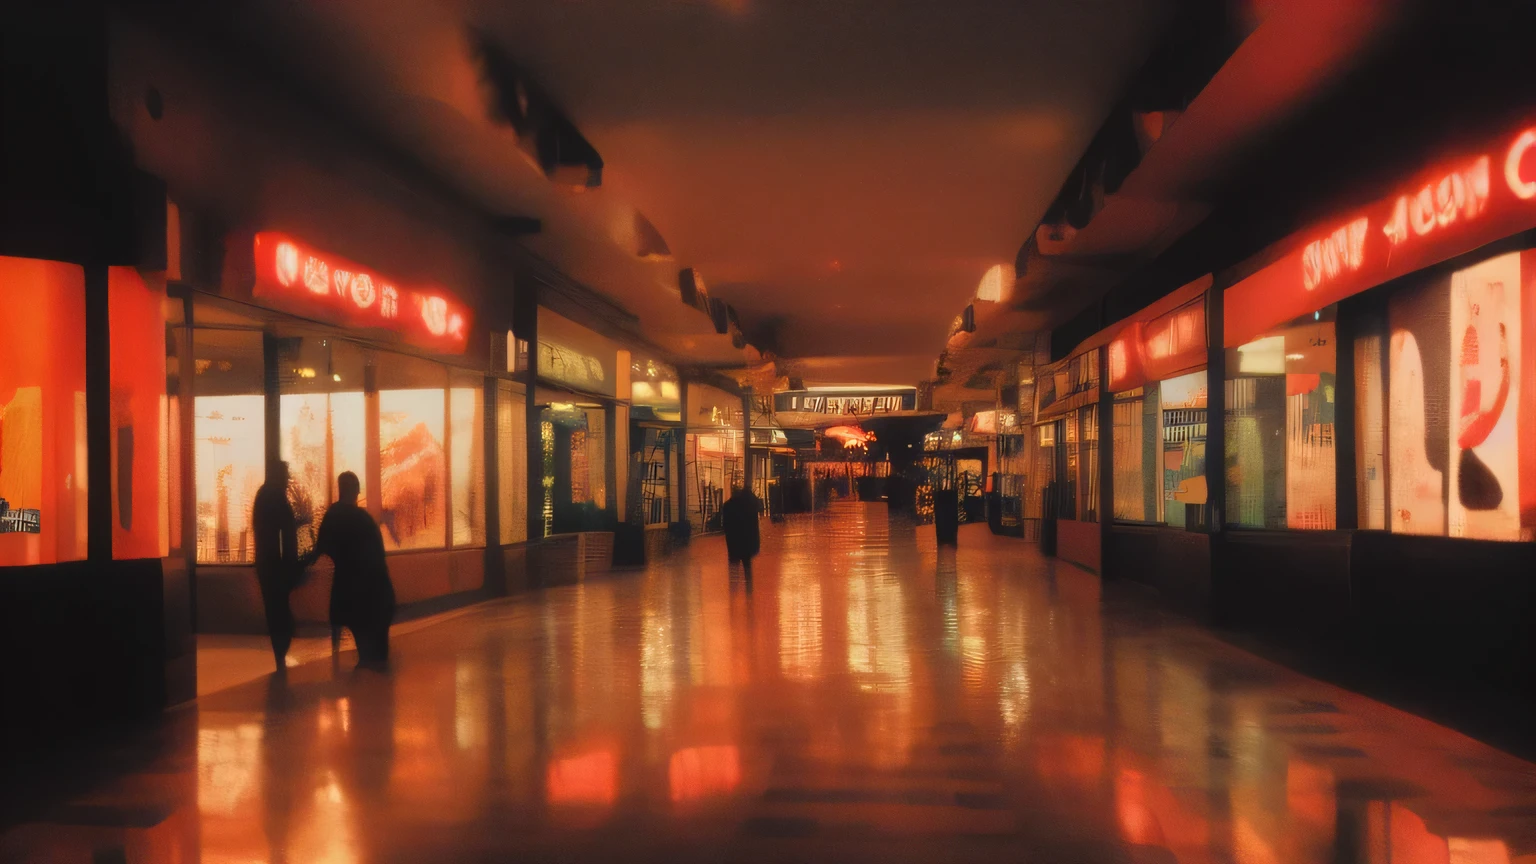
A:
253 463 396 671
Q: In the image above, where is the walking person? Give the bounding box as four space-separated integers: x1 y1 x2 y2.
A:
252 461 299 672
301 471 396 669
720 483 762 580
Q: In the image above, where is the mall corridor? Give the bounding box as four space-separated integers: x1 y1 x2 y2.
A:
3 503 1534 863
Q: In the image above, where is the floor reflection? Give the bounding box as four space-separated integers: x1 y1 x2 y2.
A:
4 501 1536 863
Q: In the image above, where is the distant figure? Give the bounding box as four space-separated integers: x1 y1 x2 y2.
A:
934 485 960 547
252 461 299 671
720 484 762 579
302 471 396 668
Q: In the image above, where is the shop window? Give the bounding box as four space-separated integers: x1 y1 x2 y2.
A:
544 403 610 533
686 429 743 532
1159 371 1208 529
497 382 527 543
278 337 366 556
1111 389 1156 522
193 329 265 564
1078 405 1099 522
1376 250 1533 540
637 428 674 526
0 257 88 565
1112 373 1208 527
108 268 172 559
450 373 486 546
1354 329 1387 530
378 358 447 550
1223 308 1338 530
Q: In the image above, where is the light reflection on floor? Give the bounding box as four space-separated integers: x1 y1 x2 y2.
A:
4 501 1536 863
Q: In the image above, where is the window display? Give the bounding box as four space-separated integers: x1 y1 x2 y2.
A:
1111 389 1157 523
1224 308 1338 530
1377 249 1534 540
193 329 265 564
497 382 527 543
450 374 486 546
542 403 610 534
0 257 88 565
1159 371 1208 529
278 337 366 556
1111 372 1208 527
378 385 446 550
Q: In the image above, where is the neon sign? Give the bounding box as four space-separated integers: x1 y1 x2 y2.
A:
253 232 471 353
1226 122 1536 348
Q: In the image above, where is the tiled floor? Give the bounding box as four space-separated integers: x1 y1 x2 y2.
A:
4 502 1536 863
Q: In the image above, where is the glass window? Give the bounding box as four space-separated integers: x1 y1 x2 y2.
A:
497 382 527 543
450 372 486 546
1223 307 1338 529
108 267 171 559
0 257 88 565
1111 388 1155 522
278 337 367 556
1079 405 1099 522
545 403 611 534
1159 371 1208 529
192 329 265 564
1381 250 1530 540
378 357 446 550
1354 327 1387 530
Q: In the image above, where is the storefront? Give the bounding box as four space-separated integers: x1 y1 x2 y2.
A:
628 353 681 528
1032 349 1104 570
180 231 515 633
684 382 746 533
1039 115 1536 713
527 308 626 538
1215 118 1536 659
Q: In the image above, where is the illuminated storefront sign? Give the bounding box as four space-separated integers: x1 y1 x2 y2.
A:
1227 121 1536 348
253 233 471 353
774 388 916 414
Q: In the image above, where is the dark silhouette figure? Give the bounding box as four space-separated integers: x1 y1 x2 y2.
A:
934 486 960 546
720 484 761 580
302 472 396 668
252 461 299 671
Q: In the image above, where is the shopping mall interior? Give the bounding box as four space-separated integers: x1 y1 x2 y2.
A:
4 1 1536 861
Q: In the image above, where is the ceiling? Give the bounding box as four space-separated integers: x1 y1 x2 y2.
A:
216 0 1176 385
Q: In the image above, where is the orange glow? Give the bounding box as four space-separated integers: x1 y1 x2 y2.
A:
0 256 88 565
668 746 741 802
1366 802 1449 864
1303 216 1369 292
1505 128 1536 199
546 750 617 806
109 267 169 560
253 233 471 353
824 424 873 447
1115 767 1168 847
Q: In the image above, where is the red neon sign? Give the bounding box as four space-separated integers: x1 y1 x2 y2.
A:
1227 123 1536 348
253 232 471 353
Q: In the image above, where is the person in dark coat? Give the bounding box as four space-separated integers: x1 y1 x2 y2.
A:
719 484 762 579
252 461 299 671
301 471 396 668
934 484 960 546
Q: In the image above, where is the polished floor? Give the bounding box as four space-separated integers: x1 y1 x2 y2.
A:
5 503 1536 863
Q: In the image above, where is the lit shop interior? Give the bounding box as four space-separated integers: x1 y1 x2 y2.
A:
528 308 625 537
